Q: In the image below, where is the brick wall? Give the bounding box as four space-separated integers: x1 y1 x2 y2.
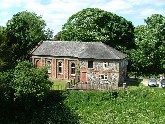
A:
32 56 127 86
32 56 78 81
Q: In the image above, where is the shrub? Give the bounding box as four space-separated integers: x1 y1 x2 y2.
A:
11 60 52 100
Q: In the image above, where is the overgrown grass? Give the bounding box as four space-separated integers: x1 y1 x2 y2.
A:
50 81 67 90
65 87 165 124
1 86 165 123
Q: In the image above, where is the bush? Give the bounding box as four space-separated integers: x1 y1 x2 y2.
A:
0 60 52 102
11 60 52 100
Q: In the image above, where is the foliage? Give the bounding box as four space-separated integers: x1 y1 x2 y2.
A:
65 88 165 124
0 26 12 70
50 81 67 90
61 8 135 51
0 91 79 124
0 70 14 100
54 31 61 41
11 60 52 99
4 11 53 67
128 14 165 76
0 60 52 102
1 85 165 123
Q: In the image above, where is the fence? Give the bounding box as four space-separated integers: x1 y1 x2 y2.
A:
50 79 126 91
67 80 126 90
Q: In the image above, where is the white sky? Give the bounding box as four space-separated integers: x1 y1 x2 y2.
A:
0 0 165 35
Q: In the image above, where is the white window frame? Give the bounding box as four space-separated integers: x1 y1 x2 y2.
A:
58 61 63 74
103 62 109 68
99 74 108 80
71 63 76 75
46 60 52 73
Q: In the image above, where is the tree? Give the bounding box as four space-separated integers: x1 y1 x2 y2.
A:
61 8 135 51
129 14 165 75
12 61 52 99
0 26 12 70
0 26 6 68
0 61 52 100
54 31 61 41
5 11 53 64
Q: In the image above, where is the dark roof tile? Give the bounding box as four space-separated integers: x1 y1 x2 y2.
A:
32 41 127 59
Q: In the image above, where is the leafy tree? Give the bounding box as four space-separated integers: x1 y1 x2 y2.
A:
0 69 14 100
54 31 61 41
129 14 165 75
11 61 52 99
0 61 52 101
5 11 53 64
0 26 6 68
61 8 135 51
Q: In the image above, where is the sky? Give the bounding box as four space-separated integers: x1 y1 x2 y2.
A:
0 0 165 35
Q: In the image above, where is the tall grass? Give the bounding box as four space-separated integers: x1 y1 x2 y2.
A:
65 87 165 124
1 85 165 123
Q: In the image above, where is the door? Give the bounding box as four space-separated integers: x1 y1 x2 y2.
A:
81 72 87 83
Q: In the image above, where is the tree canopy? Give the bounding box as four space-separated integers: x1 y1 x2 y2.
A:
0 11 53 70
0 26 7 68
5 11 53 63
61 8 135 51
128 14 165 75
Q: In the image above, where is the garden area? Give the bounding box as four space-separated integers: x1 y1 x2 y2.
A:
1 85 165 123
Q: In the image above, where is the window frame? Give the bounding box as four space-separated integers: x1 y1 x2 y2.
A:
88 61 93 68
99 74 108 80
58 61 63 74
46 60 52 73
103 62 109 68
71 63 76 75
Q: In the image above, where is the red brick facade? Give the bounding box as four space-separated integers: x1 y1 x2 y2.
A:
32 57 79 81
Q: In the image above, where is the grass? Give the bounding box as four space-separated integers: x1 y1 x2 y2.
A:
127 82 145 90
50 80 67 90
65 88 165 124
1 86 165 123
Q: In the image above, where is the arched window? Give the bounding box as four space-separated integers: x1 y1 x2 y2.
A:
35 60 40 68
47 60 51 73
71 63 75 74
58 62 62 74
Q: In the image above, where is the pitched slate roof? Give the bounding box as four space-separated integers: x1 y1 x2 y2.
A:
31 41 127 60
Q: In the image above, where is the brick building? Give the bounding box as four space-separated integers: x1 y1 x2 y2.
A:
31 41 128 86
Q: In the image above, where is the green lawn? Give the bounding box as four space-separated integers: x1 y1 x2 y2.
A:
50 81 67 90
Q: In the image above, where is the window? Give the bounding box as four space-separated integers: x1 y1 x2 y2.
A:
58 62 62 74
99 74 108 80
35 59 40 68
46 60 51 73
103 62 108 68
88 61 93 68
71 63 75 74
